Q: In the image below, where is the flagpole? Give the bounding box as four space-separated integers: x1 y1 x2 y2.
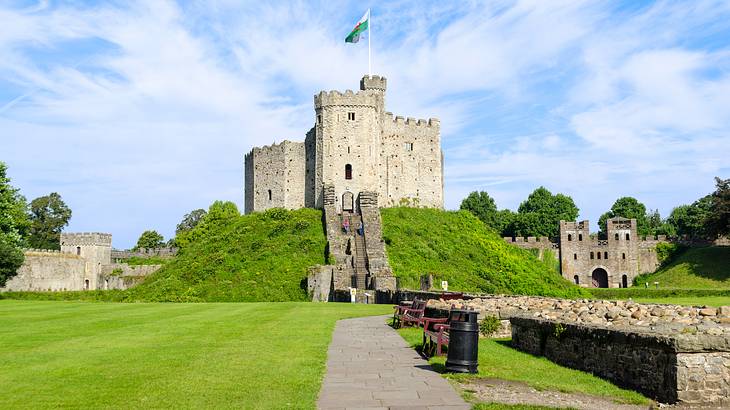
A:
368 8 372 77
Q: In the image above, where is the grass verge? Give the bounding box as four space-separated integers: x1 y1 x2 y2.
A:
0 300 391 409
396 327 650 406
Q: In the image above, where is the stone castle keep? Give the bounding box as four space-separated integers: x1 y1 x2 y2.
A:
245 75 444 301
1 233 162 292
506 217 668 288
244 75 444 213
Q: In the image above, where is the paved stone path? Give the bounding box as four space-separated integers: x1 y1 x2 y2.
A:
317 315 470 410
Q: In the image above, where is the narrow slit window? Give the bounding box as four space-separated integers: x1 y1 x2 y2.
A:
626 233 630 241
573 253 577 260
348 112 355 121
622 253 626 260
578 234 583 241
590 252 594 259
404 142 414 151
567 234 572 241
604 252 608 259
345 164 352 180
268 190 272 201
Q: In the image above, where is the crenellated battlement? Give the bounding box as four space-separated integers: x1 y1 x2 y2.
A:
247 140 302 157
314 89 380 109
60 232 112 246
383 112 439 128
360 75 387 91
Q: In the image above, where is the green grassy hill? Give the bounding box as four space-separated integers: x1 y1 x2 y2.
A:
4 206 588 302
634 246 730 289
381 207 588 298
124 208 328 302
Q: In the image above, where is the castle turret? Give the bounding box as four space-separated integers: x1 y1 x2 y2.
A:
60 232 112 290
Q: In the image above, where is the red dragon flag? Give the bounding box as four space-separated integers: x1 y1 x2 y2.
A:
345 9 370 43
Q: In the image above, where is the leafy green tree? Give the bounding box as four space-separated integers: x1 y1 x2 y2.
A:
511 187 579 238
708 177 730 237
0 162 29 286
27 192 72 250
176 209 207 235
134 230 165 250
175 201 239 250
666 196 712 238
460 191 498 227
598 197 649 236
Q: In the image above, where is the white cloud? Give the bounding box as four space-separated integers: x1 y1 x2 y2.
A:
1 0 729 245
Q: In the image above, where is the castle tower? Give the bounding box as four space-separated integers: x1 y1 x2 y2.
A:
312 75 387 210
243 75 444 214
60 233 112 290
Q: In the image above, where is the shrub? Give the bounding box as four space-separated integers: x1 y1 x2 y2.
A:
479 315 502 337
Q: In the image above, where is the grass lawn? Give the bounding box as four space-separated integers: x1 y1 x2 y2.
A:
396 327 650 406
0 300 391 409
636 247 730 289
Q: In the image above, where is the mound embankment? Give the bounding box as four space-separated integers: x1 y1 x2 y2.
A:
381 207 588 298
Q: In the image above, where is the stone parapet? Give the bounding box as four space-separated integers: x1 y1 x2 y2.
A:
510 315 730 405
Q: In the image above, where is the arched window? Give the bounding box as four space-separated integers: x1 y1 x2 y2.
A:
578 234 583 241
574 275 579 285
604 251 608 259
590 252 594 259
76 246 81 256
615 233 619 240
626 233 630 241
622 253 626 260
597 252 601 260
345 164 353 180
567 234 572 241
573 253 577 260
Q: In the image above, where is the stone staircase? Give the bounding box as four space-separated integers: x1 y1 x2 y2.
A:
353 230 368 289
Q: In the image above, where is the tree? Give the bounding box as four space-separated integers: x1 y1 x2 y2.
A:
708 177 730 237
27 192 72 250
598 197 648 236
176 209 207 235
134 230 165 250
666 196 713 238
0 162 29 286
460 191 498 228
511 187 579 238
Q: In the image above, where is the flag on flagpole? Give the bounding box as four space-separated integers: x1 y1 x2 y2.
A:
345 10 369 43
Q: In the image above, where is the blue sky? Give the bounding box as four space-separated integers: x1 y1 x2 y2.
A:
2 0 729 249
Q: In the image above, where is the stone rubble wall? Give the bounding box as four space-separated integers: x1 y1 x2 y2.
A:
510 316 730 405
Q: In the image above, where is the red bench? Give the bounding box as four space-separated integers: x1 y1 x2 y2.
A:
392 299 426 329
422 308 461 357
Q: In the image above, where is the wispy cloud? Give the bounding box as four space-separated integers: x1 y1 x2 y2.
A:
1 0 729 245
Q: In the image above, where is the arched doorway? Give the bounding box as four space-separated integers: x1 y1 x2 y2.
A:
591 268 608 288
622 274 628 288
342 191 354 212
573 275 579 285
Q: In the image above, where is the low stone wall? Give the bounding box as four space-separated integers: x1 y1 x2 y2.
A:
510 316 730 405
100 264 162 290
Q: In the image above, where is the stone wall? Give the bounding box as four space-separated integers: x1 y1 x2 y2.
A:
510 316 730 405
380 114 442 208
1 250 87 291
110 247 177 261
243 140 307 213
100 264 162 290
